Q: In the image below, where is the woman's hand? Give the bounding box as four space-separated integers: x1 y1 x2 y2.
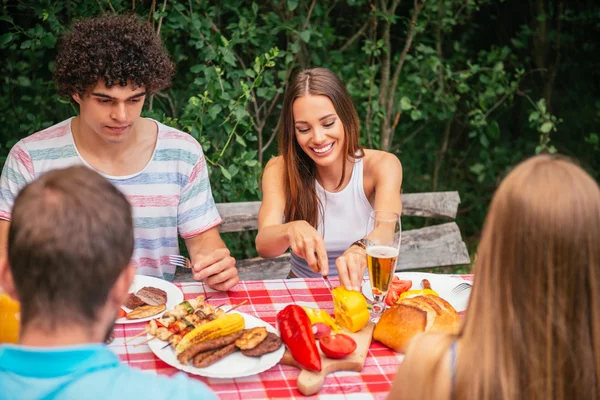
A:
335 245 367 291
286 221 329 275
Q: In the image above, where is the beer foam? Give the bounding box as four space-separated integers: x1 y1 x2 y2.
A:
366 245 399 258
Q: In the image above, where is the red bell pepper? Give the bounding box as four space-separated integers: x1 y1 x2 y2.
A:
277 305 322 372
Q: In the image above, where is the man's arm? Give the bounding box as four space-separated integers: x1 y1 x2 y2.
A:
0 220 10 267
184 226 239 291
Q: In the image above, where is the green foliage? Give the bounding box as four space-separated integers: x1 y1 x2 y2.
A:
0 0 597 268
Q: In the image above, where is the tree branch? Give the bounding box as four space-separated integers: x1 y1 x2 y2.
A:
339 19 370 52
148 0 156 23
155 91 176 116
400 123 428 145
262 129 278 154
324 0 340 21
432 117 453 192
483 92 510 120
258 0 316 160
302 0 317 30
156 0 168 36
95 0 105 13
106 0 116 13
173 7 217 56
386 0 425 120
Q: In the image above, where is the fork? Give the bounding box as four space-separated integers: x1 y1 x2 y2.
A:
168 254 192 269
452 282 472 294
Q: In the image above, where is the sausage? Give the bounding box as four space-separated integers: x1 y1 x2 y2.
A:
177 331 243 364
193 343 238 368
191 349 217 366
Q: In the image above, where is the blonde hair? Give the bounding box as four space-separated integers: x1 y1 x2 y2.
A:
399 155 600 400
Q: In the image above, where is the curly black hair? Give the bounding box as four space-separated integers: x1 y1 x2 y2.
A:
54 14 175 97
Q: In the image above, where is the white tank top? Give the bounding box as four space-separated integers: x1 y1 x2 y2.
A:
290 158 374 278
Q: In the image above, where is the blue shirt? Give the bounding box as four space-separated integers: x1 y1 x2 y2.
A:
0 344 218 400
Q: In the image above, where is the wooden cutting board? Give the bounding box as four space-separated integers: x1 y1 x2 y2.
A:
280 322 376 396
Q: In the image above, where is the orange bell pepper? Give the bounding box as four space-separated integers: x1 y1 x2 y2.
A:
331 287 370 333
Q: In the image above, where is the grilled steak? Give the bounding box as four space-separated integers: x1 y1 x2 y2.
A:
136 286 167 306
124 293 145 309
241 332 282 357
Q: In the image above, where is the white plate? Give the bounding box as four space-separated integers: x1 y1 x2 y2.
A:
362 272 471 312
147 311 285 379
115 275 184 324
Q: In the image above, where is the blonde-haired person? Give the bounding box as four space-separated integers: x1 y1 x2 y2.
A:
255 68 402 290
387 154 600 400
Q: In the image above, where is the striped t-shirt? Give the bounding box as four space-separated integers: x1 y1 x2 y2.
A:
0 118 222 281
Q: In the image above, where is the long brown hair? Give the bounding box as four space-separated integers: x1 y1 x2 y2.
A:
401 155 600 400
278 67 363 228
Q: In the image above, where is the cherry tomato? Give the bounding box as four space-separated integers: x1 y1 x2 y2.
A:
389 276 412 293
319 334 357 359
117 308 127 319
385 290 399 307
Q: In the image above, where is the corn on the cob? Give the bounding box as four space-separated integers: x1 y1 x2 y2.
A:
175 313 245 354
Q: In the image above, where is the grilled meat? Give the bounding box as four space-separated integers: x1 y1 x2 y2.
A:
241 332 282 357
136 287 167 306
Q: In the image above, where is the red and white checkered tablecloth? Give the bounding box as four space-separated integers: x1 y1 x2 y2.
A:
109 274 473 399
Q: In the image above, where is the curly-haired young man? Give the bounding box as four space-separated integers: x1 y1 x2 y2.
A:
0 166 217 399
0 14 239 290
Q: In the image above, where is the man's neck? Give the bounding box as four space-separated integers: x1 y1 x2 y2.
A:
71 117 157 176
20 322 108 347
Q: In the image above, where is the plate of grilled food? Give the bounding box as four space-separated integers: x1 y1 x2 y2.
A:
145 298 284 378
116 275 184 324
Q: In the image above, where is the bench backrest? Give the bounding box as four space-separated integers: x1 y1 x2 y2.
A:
174 191 470 281
215 191 462 233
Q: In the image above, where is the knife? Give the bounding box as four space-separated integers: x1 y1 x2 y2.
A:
316 257 333 292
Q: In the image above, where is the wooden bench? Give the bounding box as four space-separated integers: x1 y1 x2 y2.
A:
174 191 470 281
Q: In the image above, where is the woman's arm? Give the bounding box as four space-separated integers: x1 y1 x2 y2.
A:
371 151 403 214
335 151 403 290
255 157 290 257
255 157 328 274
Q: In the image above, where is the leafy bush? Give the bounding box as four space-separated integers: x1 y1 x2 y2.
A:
1 0 597 267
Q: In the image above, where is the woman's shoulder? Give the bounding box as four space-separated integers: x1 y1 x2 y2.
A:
262 156 286 188
400 333 454 400
362 149 402 170
362 150 402 186
265 155 284 169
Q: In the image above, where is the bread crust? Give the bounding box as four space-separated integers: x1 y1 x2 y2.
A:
373 295 460 352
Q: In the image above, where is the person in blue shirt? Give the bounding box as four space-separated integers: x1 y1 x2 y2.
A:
0 166 218 400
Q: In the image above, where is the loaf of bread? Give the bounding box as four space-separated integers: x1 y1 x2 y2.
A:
372 294 460 353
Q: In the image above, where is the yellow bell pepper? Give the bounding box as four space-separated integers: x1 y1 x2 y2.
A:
399 288 439 300
331 287 370 333
301 306 340 332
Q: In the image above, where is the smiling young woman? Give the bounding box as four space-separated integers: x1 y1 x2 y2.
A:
255 68 403 291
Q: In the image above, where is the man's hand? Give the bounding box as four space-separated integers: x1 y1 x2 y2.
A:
192 248 239 291
336 245 367 292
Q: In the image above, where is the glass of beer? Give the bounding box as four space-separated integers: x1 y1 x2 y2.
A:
365 210 401 318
